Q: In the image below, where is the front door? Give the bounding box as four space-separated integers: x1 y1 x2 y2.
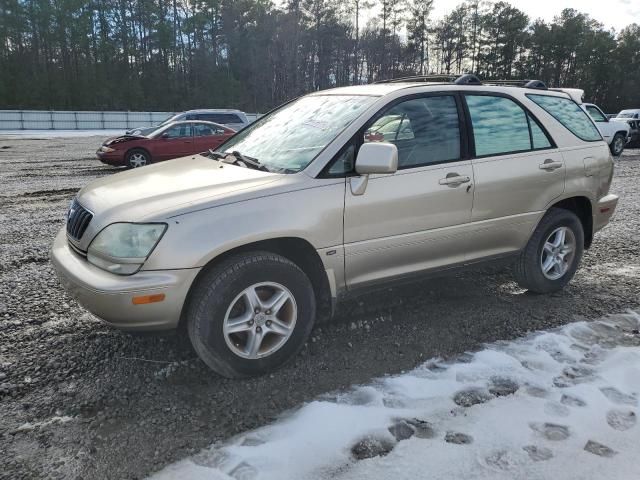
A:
343 94 475 288
155 123 194 160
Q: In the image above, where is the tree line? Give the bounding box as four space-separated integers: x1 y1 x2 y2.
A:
1 0 638 113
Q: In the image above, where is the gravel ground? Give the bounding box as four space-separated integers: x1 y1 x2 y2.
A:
0 136 638 480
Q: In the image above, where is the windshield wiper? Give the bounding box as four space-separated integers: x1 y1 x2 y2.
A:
208 150 269 172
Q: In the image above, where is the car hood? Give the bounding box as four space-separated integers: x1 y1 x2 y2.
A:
103 134 147 146
77 155 287 224
610 118 635 124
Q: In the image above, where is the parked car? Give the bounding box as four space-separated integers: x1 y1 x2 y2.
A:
611 109 640 147
580 102 630 156
96 121 235 168
53 76 618 377
126 109 249 136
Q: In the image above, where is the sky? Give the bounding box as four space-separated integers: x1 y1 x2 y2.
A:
348 0 640 32
429 0 640 31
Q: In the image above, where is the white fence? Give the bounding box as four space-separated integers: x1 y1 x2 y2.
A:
0 110 260 130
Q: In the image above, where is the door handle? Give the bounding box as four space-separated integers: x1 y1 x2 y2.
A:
439 174 471 186
539 159 563 171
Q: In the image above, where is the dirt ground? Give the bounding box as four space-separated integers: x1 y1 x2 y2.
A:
0 135 638 480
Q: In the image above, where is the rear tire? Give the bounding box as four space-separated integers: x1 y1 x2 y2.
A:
186 252 316 378
513 208 584 294
126 148 151 168
610 133 625 157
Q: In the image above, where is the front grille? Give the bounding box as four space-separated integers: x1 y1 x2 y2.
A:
66 199 93 241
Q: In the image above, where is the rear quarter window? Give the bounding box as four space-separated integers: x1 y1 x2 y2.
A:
527 94 601 142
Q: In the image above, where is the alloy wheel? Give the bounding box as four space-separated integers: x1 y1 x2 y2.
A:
129 152 148 168
222 282 297 359
613 136 624 156
540 226 577 280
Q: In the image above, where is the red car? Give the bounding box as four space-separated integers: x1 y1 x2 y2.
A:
96 120 235 168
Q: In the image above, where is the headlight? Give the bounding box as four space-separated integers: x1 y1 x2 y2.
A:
100 146 115 153
87 223 167 275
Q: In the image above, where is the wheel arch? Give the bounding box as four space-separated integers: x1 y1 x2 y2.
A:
549 196 593 248
179 237 333 330
125 146 152 164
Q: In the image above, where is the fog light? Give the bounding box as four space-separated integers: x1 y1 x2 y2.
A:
132 294 166 305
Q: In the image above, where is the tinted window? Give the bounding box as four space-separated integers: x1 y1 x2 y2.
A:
527 94 601 141
160 113 183 125
466 95 531 156
327 144 356 176
364 95 460 168
199 113 243 124
586 105 607 122
162 124 192 138
529 115 552 149
193 124 216 136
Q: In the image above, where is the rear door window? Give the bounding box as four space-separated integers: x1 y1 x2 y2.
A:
163 124 192 138
465 94 552 156
527 94 601 141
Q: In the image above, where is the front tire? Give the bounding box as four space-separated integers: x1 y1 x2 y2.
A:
514 208 584 294
610 133 625 157
186 252 316 378
126 148 151 168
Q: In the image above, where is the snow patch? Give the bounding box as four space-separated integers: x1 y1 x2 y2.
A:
149 312 640 480
13 415 75 433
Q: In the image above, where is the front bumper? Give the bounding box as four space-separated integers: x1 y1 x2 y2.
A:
96 149 125 166
51 228 200 331
593 194 619 233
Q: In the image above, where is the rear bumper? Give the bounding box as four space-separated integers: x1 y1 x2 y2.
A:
593 194 619 233
51 228 200 331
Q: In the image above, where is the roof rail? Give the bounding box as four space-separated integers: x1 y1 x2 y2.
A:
372 75 547 90
484 79 548 90
374 74 458 84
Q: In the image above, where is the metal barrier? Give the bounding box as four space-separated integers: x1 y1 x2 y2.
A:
0 110 260 130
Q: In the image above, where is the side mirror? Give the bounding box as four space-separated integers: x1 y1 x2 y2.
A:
351 142 398 196
161 132 170 139
355 142 398 175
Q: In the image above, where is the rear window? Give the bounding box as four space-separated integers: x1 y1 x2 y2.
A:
197 113 243 124
527 94 601 142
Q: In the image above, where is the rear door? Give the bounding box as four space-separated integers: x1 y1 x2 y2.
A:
463 93 566 261
154 123 194 160
343 93 475 288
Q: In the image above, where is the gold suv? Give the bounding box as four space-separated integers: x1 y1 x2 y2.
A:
51 75 619 377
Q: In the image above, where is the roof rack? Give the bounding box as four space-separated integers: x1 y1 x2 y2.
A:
373 74 547 90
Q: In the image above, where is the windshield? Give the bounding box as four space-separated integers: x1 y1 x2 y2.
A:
217 94 377 172
159 113 181 125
